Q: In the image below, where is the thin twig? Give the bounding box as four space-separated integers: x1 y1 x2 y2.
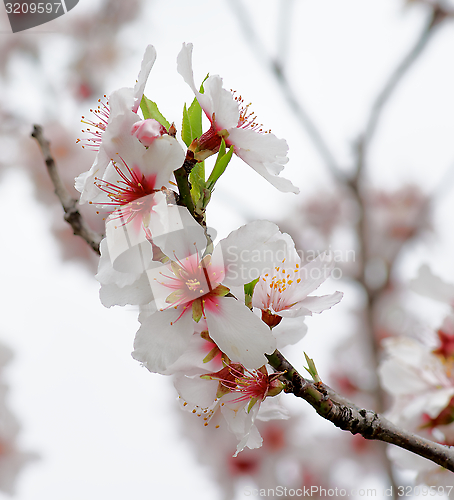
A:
346 6 447 487
353 5 446 181
267 350 454 473
31 124 102 255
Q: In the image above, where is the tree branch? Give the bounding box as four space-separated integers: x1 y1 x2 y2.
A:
31 124 102 255
267 350 454 473
353 5 446 181
228 0 346 183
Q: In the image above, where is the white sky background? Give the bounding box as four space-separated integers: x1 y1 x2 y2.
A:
1 0 454 499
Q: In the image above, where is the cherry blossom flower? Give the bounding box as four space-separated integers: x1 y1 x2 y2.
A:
75 45 166 204
177 42 299 194
379 336 454 490
175 362 287 456
379 337 454 431
132 207 284 373
252 233 343 327
92 130 183 218
75 48 185 261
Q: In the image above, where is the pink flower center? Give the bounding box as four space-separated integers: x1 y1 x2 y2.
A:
93 157 157 223
161 254 224 310
204 364 273 405
221 364 271 404
77 95 110 150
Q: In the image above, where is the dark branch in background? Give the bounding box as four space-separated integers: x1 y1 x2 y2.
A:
31 125 102 255
275 0 295 79
353 5 447 181
35 117 454 473
346 6 447 488
346 1 440 418
342 5 449 492
267 350 454 473
36 1 454 477
228 0 346 183
228 0 454 490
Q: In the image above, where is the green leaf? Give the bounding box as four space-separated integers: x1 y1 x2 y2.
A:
202 346 220 364
207 139 234 190
244 278 259 309
140 96 170 130
188 96 203 140
192 299 203 323
181 103 192 148
304 352 321 383
181 96 203 148
189 160 205 204
247 398 259 413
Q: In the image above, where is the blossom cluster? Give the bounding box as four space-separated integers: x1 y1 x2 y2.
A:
379 266 454 490
75 43 342 455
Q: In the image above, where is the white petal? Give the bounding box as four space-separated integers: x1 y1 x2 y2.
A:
133 45 157 113
174 375 218 408
176 43 198 95
105 216 153 274
237 149 299 193
109 88 136 119
255 397 290 421
228 127 288 167
152 203 208 261
214 220 283 287
279 291 343 317
290 252 336 300
203 76 239 130
101 111 142 164
219 394 262 456
234 424 262 457
273 317 308 349
96 238 142 289
379 337 450 395
75 147 111 204
228 128 299 194
410 264 454 305
177 43 212 119
205 297 276 369
141 135 185 187
99 274 154 308
132 308 194 374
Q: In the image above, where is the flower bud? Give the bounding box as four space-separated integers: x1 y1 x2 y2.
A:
131 119 166 147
